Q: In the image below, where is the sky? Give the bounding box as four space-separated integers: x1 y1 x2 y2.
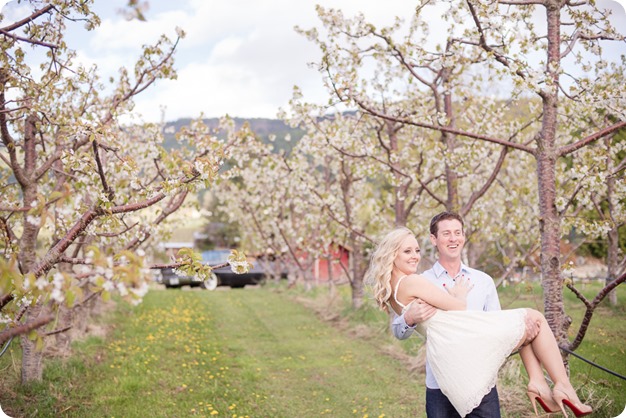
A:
1 0 625 123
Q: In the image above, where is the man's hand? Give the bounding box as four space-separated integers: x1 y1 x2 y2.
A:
404 298 437 326
523 314 541 345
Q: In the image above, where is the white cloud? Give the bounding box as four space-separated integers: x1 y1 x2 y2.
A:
2 0 625 123
81 0 418 121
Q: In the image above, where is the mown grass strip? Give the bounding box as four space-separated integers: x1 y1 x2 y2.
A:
1 288 424 417
2 282 624 417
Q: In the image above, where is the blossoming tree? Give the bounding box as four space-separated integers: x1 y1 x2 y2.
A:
299 0 626 354
0 1 236 383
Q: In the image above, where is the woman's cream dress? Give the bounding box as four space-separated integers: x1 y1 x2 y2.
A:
394 276 527 417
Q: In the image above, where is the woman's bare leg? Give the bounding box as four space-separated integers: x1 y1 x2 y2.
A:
517 314 558 413
522 309 590 413
519 344 550 388
522 310 569 384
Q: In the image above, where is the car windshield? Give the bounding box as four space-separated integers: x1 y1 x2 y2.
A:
201 250 231 264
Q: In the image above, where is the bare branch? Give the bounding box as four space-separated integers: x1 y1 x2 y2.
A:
558 121 626 156
564 271 626 350
0 5 55 32
462 146 509 215
125 191 188 250
465 0 528 79
0 205 31 213
0 314 54 346
30 208 99 279
352 96 536 153
92 140 114 201
0 294 14 311
44 325 72 336
0 29 58 49
58 256 89 265
498 0 544 4
98 221 138 238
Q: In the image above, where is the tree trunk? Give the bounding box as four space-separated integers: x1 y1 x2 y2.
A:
606 225 619 306
538 2 570 356
351 245 365 309
20 305 46 383
604 137 619 306
327 255 336 298
53 304 74 356
442 67 459 212
18 162 46 382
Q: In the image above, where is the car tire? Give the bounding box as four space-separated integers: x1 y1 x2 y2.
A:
202 273 219 290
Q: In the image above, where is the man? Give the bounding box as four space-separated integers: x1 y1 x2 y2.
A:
392 211 535 417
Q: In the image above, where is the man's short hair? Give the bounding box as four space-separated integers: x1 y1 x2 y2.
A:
430 211 464 236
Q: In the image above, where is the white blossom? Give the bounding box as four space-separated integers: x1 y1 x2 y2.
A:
116 282 128 296
35 277 48 290
51 288 65 303
102 281 115 292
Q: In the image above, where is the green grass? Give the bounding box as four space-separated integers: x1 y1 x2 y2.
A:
1 288 422 417
496 280 626 416
1 281 624 418
279 280 626 417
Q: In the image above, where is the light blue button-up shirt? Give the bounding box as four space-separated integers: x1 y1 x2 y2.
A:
391 261 501 389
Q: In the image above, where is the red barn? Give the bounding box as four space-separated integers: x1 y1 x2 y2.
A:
312 244 350 282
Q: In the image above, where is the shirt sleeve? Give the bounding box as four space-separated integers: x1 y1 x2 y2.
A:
391 310 415 340
483 276 502 311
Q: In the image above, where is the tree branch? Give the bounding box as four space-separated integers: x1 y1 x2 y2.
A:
44 325 72 336
462 146 509 215
93 140 114 202
465 0 528 79
352 96 536 153
0 314 54 346
0 294 14 311
558 121 626 156
0 29 58 49
0 4 55 32
564 271 626 351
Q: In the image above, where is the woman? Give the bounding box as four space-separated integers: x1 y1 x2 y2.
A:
365 227 592 418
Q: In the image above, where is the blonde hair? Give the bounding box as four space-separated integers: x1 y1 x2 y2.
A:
365 227 415 312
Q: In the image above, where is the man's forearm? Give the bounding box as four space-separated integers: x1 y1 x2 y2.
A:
391 314 415 340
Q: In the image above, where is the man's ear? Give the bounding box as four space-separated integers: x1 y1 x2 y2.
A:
429 234 437 247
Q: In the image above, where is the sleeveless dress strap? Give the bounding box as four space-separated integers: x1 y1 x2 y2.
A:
393 275 408 310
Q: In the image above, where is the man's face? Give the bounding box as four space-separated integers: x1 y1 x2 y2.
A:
430 219 465 262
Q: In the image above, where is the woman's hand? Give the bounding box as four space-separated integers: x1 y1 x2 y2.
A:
445 274 474 301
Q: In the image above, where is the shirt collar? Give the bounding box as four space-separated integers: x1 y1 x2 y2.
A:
432 261 469 279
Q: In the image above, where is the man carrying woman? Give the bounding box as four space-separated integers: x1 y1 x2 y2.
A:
367 213 591 417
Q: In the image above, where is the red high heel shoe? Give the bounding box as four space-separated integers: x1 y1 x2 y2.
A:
553 388 593 417
527 384 559 415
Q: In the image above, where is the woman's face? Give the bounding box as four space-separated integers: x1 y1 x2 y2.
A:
393 234 421 275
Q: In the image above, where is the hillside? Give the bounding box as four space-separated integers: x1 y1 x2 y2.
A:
163 117 305 154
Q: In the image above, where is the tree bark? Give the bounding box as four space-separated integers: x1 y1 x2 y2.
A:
350 243 365 309
19 305 46 383
604 138 620 306
538 2 570 354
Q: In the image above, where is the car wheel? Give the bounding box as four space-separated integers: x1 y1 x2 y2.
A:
202 273 219 290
